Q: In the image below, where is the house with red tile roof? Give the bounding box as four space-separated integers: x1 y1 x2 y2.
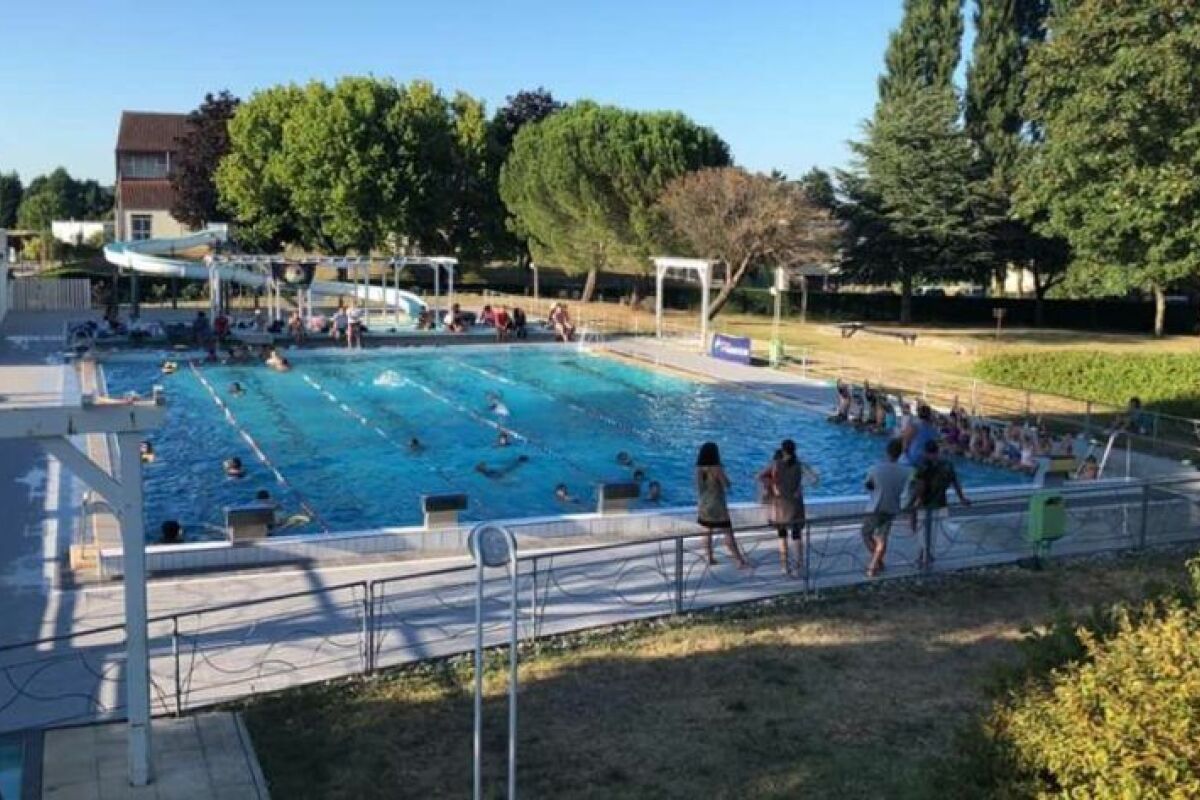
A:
114 111 195 242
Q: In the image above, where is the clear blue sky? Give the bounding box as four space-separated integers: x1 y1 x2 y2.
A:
0 0 921 185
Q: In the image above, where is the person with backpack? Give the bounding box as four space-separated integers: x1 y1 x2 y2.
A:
907 440 971 567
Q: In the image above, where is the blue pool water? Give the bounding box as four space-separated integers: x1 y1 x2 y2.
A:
103 347 1026 540
0 737 22 800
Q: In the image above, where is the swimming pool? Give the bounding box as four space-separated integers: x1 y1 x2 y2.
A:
102 346 1026 541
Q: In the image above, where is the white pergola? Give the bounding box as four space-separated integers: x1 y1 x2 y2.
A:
651 256 714 350
0 365 164 786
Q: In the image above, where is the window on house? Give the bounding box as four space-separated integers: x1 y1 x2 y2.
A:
120 153 169 179
131 214 152 241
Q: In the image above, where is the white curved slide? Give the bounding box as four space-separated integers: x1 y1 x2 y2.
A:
103 230 268 288
104 233 429 318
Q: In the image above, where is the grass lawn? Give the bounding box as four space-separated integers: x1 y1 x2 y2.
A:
242 550 1195 799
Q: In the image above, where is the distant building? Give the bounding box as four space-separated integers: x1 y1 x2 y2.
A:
51 220 113 246
114 111 193 242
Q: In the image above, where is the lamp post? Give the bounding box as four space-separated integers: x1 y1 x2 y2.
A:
529 261 539 304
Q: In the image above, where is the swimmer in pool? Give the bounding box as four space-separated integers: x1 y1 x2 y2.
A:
486 391 510 417
496 431 511 447
646 480 662 503
253 489 310 530
617 451 633 467
230 381 245 397
140 441 156 464
554 483 582 505
474 455 530 479
160 360 178 375
224 457 245 478
632 469 646 482
408 437 425 452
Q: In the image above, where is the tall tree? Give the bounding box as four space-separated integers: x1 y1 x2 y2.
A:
0 172 22 228
844 88 985 322
485 88 564 266
879 0 964 102
1019 0 1200 336
840 0 981 322
172 90 240 228
499 102 730 301
216 84 305 250
965 0 1066 321
659 167 835 318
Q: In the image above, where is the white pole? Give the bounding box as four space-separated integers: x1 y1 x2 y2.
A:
434 265 441 319
116 431 153 786
508 552 519 800
699 264 710 352
394 262 401 327
655 262 664 340
448 264 456 314
473 559 485 800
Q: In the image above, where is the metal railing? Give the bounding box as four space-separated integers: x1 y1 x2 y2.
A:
776 344 1200 463
3 474 1199 733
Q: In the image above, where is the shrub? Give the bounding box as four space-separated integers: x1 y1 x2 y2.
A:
974 352 1200 417
999 601 1200 798
933 558 1200 798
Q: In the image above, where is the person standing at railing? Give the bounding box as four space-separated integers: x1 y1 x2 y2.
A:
902 404 939 467
906 440 971 568
759 439 817 577
696 442 749 570
861 438 910 578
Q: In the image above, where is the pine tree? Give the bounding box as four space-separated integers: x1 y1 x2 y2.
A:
964 0 1066 320
878 0 964 102
840 0 984 323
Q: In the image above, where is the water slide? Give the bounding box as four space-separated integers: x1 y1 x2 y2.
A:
103 232 429 317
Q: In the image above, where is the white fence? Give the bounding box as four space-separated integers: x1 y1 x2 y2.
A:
8 278 92 311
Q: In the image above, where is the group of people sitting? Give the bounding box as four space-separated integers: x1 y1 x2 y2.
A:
479 304 529 340
829 379 1099 479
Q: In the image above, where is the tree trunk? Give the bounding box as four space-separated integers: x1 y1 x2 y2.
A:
900 274 913 324
706 256 755 320
170 277 179 310
580 268 598 303
1153 284 1165 337
1033 268 1045 327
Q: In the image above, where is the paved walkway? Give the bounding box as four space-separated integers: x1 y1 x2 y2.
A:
42 712 269 799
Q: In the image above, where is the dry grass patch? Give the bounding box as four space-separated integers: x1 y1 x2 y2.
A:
243 552 1194 799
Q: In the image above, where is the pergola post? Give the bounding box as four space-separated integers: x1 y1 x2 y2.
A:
38 430 155 786
652 256 713 352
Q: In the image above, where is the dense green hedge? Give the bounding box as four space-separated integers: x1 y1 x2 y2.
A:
974 352 1200 417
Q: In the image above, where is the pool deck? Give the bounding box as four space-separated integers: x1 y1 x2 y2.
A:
41 711 270 799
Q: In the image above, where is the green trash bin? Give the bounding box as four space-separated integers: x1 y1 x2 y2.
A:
1027 492 1066 557
768 338 785 368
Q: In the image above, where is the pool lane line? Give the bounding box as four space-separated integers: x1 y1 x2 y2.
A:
296 370 491 513
188 363 331 533
449 355 672 451
395 363 600 479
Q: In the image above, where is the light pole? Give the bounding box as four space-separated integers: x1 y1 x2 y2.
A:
529 260 539 304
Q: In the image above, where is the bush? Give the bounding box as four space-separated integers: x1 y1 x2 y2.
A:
974 352 1200 417
932 558 1200 799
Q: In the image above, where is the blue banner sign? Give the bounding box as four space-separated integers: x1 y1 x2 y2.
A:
710 333 752 365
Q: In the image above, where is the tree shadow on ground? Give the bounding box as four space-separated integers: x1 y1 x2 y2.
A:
242 555 1192 800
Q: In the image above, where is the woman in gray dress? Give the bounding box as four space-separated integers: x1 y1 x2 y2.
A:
758 439 817 576
696 442 749 569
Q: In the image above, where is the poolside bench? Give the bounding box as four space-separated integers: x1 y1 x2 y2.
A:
837 322 918 346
